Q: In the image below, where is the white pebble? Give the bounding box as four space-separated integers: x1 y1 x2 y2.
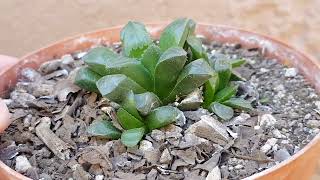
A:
139 140 153 151
15 156 32 173
261 144 272 153
315 101 320 110
261 138 278 153
260 68 270 73
272 129 285 139
95 175 104 180
284 68 298 77
259 114 277 128
234 164 244 169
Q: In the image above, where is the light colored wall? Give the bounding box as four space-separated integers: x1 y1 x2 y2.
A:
0 0 319 61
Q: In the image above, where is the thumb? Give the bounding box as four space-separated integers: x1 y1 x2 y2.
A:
0 99 10 133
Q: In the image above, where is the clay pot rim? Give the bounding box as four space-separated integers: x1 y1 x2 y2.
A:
0 22 319 180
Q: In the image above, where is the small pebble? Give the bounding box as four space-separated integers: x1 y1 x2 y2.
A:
15 156 32 173
260 114 277 128
95 175 104 180
234 164 244 169
261 138 278 153
284 68 298 77
306 120 320 128
274 148 291 162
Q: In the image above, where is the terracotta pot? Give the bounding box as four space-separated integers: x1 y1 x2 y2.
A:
0 23 320 180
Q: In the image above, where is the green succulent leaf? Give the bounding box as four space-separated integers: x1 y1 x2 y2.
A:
140 44 161 76
231 58 246 68
96 74 146 103
122 91 142 120
154 47 187 99
223 97 253 111
74 67 102 93
120 21 152 58
159 18 196 51
105 56 153 91
186 35 208 60
203 73 219 108
87 119 121 139
214 58 232 90
116 108 145 129
208 102 234 121
214 83 238 102
82 47 117 75
134 92 162 116
146 106 180 131
121 127 146 147
164 58 213 104
230 70 246 81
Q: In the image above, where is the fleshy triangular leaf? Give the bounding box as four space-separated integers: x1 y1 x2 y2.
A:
223 97 253 111
214 58 232 90
214 83 238 102
163 58 213 104
186 35 208 60
231 58 246 68
105 56 153 91
74 67 102 93
154 47 187 99
159 18 196 51
203 73 219 108
208 102 234 121
146 106 180 131
121 127 146 147
87 119 121 139
122 91 142 120
120 21 152 58
230 70 246 81
116 108 145 130
82 47 117 75
140 44 161 76
134 92 162 116
96 74 146 103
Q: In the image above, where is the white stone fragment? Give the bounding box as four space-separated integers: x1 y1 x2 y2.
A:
95 175 104 180
186 115 230 145
272 129 285 139
139 140 153 151
259 114 277 128
284 68 298 77
260 138 278 153
15 156 32 173
206 166 221 180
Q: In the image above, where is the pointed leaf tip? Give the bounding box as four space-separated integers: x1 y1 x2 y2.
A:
96 74 146 103
208 102 234 121
120 21 152 58
87 119 121 139
82 46 117 75
121 127 146 147
74 67 102 93
146 106 181 131
223 97 253 111
159 18 196 51
116 108 145 130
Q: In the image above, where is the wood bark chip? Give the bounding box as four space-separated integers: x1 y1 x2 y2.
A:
35 117 72 160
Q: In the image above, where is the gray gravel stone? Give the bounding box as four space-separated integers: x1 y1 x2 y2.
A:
306 120 320 128
274 148 291 162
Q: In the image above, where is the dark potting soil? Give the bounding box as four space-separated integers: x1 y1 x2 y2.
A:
0 41 320 180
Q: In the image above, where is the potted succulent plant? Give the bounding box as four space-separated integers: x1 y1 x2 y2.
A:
0 18 320 180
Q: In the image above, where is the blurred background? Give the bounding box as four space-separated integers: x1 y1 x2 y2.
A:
0 0 319 60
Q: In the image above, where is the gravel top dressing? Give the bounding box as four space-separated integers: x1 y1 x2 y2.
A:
1 41 319 180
